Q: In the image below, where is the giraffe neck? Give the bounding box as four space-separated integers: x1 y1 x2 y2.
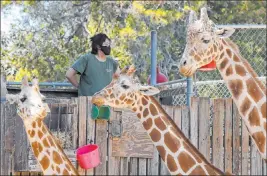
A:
221 38 266 93
23 118 78 175
215 39 266 160
130 95 224 175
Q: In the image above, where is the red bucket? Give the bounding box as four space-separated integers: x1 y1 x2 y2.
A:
76 144 100 169
199 60 216 71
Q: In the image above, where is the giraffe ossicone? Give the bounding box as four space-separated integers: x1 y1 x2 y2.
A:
6 76 79 175
179 7 266 161
92 65 229 175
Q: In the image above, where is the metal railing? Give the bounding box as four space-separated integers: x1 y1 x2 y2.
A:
6 82 74 88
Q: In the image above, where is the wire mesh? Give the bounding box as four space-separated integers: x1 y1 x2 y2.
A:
157 25 266 106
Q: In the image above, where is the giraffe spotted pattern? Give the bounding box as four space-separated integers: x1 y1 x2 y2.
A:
179 7 266 161
91 65 226 175
6 76 79 175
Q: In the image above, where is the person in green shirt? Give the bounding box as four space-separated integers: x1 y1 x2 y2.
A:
66 33 120 96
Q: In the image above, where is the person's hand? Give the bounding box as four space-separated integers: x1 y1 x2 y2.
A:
113 73 120 79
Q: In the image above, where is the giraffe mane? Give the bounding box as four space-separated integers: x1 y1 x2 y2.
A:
222 38 266 94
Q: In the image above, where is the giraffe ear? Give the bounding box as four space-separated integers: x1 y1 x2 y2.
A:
215 27 235 38
139 85 160 96
32 78 40 92
188 10 197 24
21 76 29 89
126 65 136 77
6 94 18 104
200 7 209 22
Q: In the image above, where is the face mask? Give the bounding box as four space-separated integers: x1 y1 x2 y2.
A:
101 46 111 55
100 38 111 55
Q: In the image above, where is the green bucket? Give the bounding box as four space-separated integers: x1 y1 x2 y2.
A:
91 104 111 120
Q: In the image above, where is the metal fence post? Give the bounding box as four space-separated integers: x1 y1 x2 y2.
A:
1 72 7 102
186 76 193 106
151 30 157 86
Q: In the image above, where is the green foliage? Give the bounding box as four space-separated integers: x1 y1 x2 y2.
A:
1 1 266 84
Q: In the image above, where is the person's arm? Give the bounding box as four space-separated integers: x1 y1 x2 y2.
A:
113 66 120 79
66 68 79 88
112 58 120 79
67 54 88 88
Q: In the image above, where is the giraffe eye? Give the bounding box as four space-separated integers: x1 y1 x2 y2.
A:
122 84 129 89
202 39 210 44
20 97 27 102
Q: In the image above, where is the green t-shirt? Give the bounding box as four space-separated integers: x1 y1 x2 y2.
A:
72 53 118 96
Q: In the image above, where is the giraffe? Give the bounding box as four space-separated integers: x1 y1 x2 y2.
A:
6 76 79 175
179 7 266 161
91 65 230 175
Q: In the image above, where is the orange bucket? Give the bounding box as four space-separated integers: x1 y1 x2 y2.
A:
199 60 216 71
76 144 100 169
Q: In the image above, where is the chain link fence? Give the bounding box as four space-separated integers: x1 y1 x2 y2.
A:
157 24 266 106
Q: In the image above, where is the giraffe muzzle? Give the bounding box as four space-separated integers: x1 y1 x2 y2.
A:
91 96 105 107
179 65 194 77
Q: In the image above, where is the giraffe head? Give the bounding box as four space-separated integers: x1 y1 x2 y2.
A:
92 65 160 108
6 76 47 120
179 7 235 77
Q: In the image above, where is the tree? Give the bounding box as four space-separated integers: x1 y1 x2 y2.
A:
1 1 266 83
1 1 91 81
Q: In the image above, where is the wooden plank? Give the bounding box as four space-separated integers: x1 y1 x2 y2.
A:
77 97 87 175
71 98 78 150
212 99 224 171
0 103 5 174
49 103 74 114
129 158 138 175
112 110 154 158
43 104 52 130
198 97 211 161
70 98 78 171
108 109 120 175
120 157 129 175
190 97 199 148
86 97 95 175
173 107 182 128
147 146 159 175
160 157 169 175
13 171 21 175
20 171 30 175
29 171 42 175
14 111 29 171
232 103 241 175
4 103 16 174
256 152 262 175
95 118 108 175
263 161 267 176
165 105 174 119
224 98 233 174
60 114 73 149
181 106 190 138
250 141 262 175
49 104 61 130
138 158 146 175
241 120 249 175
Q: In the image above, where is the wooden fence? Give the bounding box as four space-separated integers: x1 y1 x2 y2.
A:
0 97 266 175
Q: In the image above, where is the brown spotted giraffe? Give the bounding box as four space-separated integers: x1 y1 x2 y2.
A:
6 76 79 175
179 7 266 161
92 66 229 175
